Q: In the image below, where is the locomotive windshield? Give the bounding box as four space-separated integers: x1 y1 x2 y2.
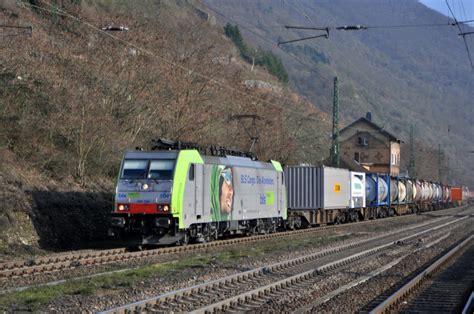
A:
148 160 175 180
121 159 175 180
122 160 148 179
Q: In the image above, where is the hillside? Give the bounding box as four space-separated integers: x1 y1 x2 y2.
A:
0 0 329 257
200 0 474 186
1 0 472 258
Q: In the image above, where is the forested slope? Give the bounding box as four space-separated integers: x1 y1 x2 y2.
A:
0 0 328 257
201 0 474 186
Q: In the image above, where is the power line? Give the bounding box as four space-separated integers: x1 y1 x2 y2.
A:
278 20 473 47
21 0 322 123
278 33 328 46
194 1 325 74
282 20 472 32
446 0 473 69
220 19 474 31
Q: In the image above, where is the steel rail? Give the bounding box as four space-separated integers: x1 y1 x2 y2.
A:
99 216 467 314
370 234 474 314
1 205 470 280
190 218 468 314
294 231 453 313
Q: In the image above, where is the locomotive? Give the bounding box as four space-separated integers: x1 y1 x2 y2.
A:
108 139 470 246
108 139 286 245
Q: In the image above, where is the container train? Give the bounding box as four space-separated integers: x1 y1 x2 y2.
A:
108 141 470 246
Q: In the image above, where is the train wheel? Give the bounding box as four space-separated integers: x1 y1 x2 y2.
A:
177 233 189 246
335 213 345 224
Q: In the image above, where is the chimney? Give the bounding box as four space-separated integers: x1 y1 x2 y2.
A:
366 112 372 121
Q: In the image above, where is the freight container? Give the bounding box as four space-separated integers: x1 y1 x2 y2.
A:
390 178 399 203
365 173 390 207
350 172 366 208
463 187 470 201
406 179 414 203
398 179 407 204
414 180 423 201
451 187 463 202
421 181 430 201
435 184 442 202
443 186 450 202
285 166 350 210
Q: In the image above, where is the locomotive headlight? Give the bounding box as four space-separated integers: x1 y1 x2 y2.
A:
163 205 169 212
117 204 129 211
142 183 149 190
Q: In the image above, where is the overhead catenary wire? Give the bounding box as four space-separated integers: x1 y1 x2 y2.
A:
215 19 474 30
22 0 323 123
458 0 469 25
278 33 328 46
282 20 473 32
193 1 327 76
445 0 473 69
457 0 474 61
277 20 474 46
204 1 474 72
196 0 339 129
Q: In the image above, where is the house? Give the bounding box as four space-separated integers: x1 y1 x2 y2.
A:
339 112 403 176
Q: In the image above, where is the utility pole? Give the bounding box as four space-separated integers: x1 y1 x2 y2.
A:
438 143 442 183
446 155 450 185
331 77 340 167
408 124 416 178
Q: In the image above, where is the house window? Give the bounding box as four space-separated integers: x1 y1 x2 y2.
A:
358 137 368 146
354 152 360 162
391 153 400 165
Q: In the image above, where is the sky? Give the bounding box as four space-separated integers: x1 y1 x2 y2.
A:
419 0 474 25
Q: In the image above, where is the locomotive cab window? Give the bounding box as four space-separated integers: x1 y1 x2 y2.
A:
121 160 148 179
148 160 175 180
189 164 195 181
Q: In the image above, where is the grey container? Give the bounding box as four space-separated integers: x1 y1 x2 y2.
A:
285 166 350 210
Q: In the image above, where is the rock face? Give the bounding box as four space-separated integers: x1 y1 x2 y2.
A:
243 80 282 95
0 165 114 259
27 188 114 251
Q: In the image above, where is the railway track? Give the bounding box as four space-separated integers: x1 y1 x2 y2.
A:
0 223 349 279
370 233 474 313
99 214 469 314
0 208 455 281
